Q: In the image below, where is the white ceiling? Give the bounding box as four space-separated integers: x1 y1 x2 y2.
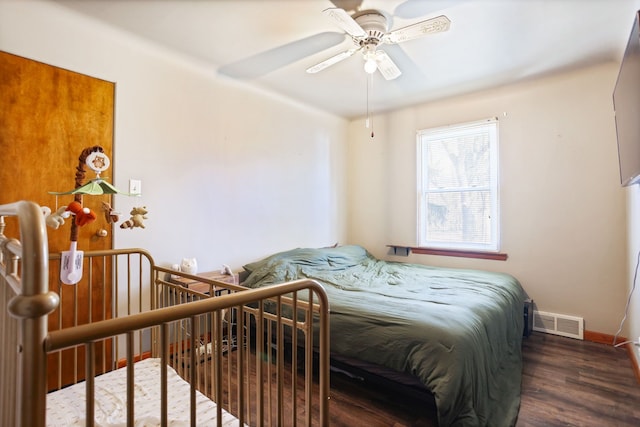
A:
54 0 640 119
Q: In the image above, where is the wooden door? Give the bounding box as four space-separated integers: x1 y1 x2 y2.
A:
0 51 115 389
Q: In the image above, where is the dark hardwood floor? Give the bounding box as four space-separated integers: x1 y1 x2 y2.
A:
325 333 640 426
517 334 640 427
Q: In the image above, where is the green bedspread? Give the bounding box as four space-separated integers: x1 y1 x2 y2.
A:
242 245 526 427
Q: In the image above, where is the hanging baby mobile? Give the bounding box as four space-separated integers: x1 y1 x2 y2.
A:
45 146 148 285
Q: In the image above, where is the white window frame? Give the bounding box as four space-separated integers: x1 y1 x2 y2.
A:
416 118 500 252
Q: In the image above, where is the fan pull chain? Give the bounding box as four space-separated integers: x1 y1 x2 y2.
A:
366 73 374 138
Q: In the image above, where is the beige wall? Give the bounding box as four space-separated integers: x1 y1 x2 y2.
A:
0 0 349 271
626 187 640 364
1 1 636 343
347 63 629 336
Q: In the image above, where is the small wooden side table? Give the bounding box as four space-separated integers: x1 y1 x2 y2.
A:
170 270 240 294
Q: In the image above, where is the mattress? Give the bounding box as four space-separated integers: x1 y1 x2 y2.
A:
46 357 240 427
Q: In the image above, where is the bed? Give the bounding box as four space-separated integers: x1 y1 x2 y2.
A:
0 200 330 427
241 244 527 427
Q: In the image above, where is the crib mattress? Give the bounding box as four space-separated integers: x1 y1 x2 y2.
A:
46 358 239 427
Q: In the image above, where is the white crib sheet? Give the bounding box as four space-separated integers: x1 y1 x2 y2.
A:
46 358 240 427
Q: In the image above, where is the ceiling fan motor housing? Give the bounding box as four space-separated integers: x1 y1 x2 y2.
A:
353 10 389 43
308 6 449 80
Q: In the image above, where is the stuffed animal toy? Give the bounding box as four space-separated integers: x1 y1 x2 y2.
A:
65 201 97 226
101 201 120 224
179 258 198 275
42 206 71 229
170 258 197 279
120 206 148 229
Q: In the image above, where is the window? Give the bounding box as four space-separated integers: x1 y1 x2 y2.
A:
417 118 499 252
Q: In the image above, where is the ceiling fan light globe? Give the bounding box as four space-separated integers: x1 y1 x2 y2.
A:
364 58 378 74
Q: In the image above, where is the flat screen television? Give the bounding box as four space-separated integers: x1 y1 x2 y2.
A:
614 11 640 186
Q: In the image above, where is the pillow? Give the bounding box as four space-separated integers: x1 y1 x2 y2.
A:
242 245 370 274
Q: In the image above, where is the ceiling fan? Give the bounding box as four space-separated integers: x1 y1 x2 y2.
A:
306 7 451 80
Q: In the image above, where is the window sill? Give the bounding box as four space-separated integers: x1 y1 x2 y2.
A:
387 245 508 261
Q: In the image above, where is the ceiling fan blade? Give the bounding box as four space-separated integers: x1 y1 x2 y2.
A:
394 0 467 19
328 0 364 13
323 7 367 38
383 15 451 44
375 50 402 80
218 32 345 79
306 48 360 74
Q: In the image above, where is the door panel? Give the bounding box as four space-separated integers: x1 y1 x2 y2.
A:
0 51 115 389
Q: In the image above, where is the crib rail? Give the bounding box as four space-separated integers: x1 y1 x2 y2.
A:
154 268 330 426
46 278 330 426
1 201 57 427
1 201 330 427
0 202 329 426
46 247 156 391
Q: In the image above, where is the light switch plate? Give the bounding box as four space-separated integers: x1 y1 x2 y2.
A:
129 179 142 195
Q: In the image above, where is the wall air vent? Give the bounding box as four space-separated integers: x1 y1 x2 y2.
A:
532 310 584 340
